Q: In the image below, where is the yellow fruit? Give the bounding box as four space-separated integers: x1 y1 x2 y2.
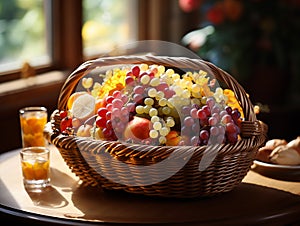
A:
67 91 88 110
71 93 95 121
77 124 93 137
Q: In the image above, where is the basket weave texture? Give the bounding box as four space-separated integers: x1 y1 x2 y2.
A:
46 55 268 198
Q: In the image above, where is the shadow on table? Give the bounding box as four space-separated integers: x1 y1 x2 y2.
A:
68 182 300 225
25 168 80 209
26 185 68 208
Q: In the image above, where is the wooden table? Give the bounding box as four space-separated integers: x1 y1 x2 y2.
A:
1 145 300 225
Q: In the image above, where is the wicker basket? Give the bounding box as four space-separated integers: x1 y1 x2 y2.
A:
46 55 268 198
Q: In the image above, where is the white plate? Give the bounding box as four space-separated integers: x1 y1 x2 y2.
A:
252 160 300 182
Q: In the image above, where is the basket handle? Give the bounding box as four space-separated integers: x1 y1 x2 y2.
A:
57 55 256 123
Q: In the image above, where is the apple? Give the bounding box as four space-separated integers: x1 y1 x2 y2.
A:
123 116 151 141
166 130 181 146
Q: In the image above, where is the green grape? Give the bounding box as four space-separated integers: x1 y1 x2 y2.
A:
166 117 175 127
150 77 160 86
159 127 169 136
165 69 175 77
144 105 152 114
135 105 144 114
148 88 157 97
157 65 165 75
162 106 171 115
141 74 150 84
158 98 167 106
151 115 160 123
155 91 164 100
173 86 183 96
144 97 154 106
172 73 180 80
149 108 158 117
140 63 148 71
149 129 159 138
153 121 162 130
159 136 167 144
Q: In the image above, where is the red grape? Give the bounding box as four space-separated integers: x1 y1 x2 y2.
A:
197 109 207 120
96 116 106 128
59 110 68 119
97 107 108 117
131 65 140 77
200 130 209 140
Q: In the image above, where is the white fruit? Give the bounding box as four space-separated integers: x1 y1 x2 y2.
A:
71 93 95 121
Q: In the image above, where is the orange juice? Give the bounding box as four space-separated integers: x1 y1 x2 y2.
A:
19 107 47 147
21 158 50 181
20 147 50 190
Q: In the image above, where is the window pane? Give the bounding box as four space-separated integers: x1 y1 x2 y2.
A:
82 0 138 57
0 0 50 73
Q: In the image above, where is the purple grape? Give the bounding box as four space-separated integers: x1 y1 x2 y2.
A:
210 126 219 136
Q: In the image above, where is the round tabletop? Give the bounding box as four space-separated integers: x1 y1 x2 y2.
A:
1 145 300 225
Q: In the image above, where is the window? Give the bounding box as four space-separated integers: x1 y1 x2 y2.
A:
0 0 187 83
0 0 50 76
82 0 137 58
0 0 139 83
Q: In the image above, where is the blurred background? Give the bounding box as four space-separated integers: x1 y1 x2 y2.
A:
0 0 299 152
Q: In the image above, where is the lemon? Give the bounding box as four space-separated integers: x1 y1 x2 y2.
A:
67 91 87 110
71 93 95 121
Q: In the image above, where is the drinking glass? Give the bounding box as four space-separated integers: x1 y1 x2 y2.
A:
20 146 50 192
19 106 48 147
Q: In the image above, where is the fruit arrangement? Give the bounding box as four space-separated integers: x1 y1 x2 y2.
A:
256 136 300 165
59 63 244 146
46 55 268 198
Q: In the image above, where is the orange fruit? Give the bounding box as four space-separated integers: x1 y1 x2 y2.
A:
94 98 106 114
67 91 88 110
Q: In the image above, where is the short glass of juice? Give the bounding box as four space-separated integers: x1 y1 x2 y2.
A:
20 146 50 192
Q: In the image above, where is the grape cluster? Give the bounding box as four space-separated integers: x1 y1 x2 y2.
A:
180 96 241 146
96 90 134 141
